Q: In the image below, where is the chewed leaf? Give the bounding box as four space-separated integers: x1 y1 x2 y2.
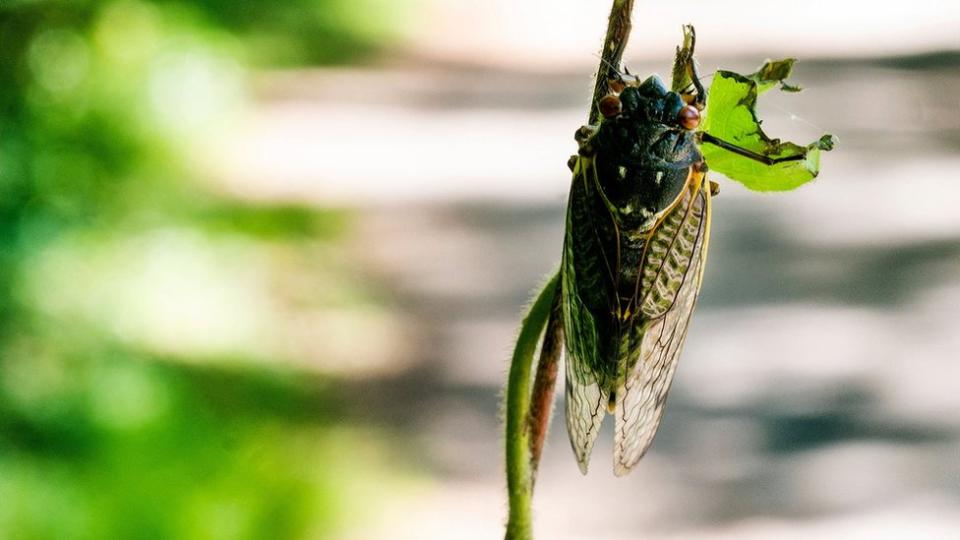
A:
750 58 799 93
701 60 835 191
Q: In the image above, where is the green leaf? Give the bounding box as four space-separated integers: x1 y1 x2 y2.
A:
701 60 835 192
750 58 798 93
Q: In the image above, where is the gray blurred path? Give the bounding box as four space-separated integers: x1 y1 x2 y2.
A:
238 54 960 539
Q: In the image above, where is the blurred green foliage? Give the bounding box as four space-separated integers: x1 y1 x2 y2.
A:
0 1 409 538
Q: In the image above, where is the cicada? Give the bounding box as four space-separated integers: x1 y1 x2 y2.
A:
562 27 722 476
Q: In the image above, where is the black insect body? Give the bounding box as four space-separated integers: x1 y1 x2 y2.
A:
563 65 714 475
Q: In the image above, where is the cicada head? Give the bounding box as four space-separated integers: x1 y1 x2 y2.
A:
622 74 703 131
588 74 704 229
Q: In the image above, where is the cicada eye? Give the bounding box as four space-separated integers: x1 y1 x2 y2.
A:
599 94 622 119
677 104 700 130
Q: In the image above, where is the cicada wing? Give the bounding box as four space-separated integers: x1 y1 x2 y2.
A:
561 157 619 474
612 290 697 475
613 177 712 476
564 349 607 474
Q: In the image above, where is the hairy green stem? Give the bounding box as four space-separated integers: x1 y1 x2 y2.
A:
504 1 636 538
589 0 637 125
527 294 563 477
504 271 559 540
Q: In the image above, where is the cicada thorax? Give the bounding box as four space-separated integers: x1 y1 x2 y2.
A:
587 76 702 226
580 76 704 326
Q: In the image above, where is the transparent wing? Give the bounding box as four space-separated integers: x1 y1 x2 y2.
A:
613 178 711 476
561 157 618 474
564 350 607 474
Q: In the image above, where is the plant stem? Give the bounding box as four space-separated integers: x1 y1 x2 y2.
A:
504 2 636 538
504 271 559 540
589 0 636 125
527 293 563 477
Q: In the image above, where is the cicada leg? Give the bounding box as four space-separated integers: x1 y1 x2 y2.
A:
575 125 599 156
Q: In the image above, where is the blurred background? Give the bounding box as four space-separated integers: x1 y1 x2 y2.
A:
0 1 958 538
